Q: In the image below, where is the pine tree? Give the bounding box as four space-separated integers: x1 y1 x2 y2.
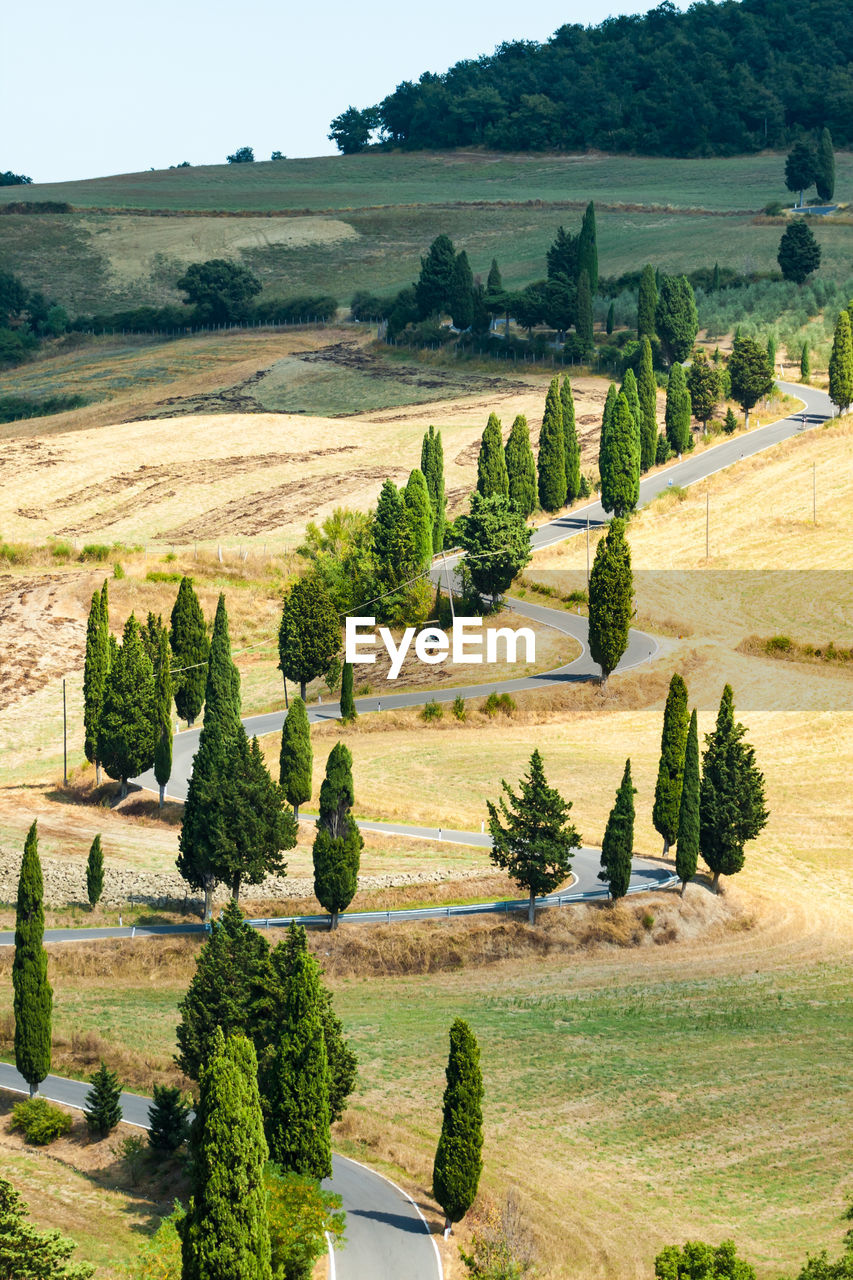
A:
486 259 502 296
421 425 446 552
575 269 594 352
147 1083 191 1153
486 748 581 925
724 407 738 434
637 264 657 340
279 696 312 819
85 834 104 909
449 250 474 330
700 685 768 891
598 759 635 900
84 1062 122 1138
778 220 821 284
180 1030 272 1280
13 822 51 1097
537 376 566 512
588 518 633 681
433 1019 483 1233
800 341 810 383
0 1176 94 1279
82 587 109 785
97 614 157 799
313 743 363 929
265 945 332 1179
557 375 579 501
655 275 698 365
652 674 689 856
458 493 532 600
403 468 435 569
675 709 700 895
599 392 640 518
606 300 614 335
828 310 853 414
477 413 509 499
278 576 341 701
785 140 817 206
170 577 208 728
577 201 598 295
637 335 658 469
153 625 173 809
415 233 457 318
815 127 836 203
504 415 537 517
728 336 775 429
686 350 722 431
339 660 356 723
665 363 693 454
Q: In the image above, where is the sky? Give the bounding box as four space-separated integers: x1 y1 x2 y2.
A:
4 0 692 183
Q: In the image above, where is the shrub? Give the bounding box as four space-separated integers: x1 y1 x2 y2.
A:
0 392 86 423
79 544 110 562
763 201 784 216
118 1134 147 1185
656 433 672 465
146 570 183 583
565 588 587 604
0 538 32 565
11 1097 72 1145
421 699 443 721
113 562 125 579
767 635 792 653
49 539 74 560
148 1084 192 1154
452 696 466 721
483 692 516 718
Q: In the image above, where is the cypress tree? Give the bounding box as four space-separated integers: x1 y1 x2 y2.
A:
279 696 312 819
828 310 853 414
147 1083 191 1153
599 392 640 518
815 127 835 203
403 468 434 569
86 834 104 909
313 742 363 929
652 674 689 856
700 685 768 892
766 333 777 369
216 731 296 902
665 363 693 454
637 335 658 470
561 375 581 501
637 264 657 339
537 376 566 512
575 269 594 353
675 709 700 895
655 275 698 365
278 576 341 701
415 234 457 318
800 341 810 383
486 258 502 296
83 587 109 785
686 350 722 430
97 615 157 798
504 415 537 517
170 577 208 728
598 759 635 900
373 478 403 568
181 1029 272 1280
84 1062 122 1138
577 201 598 295
724 407 738 434
421 425 446 552
711 262 721 292
449 250 474 330
621 367 642 454
606 300 614 335
153 624 173 809
205 595 241 733
588 518 633 682
729 335 774 429
477 413 509 499
0 1176 94 1278
13 821 51 1097
265 945 332 1179
340 660 356 723
432 1019 484 1234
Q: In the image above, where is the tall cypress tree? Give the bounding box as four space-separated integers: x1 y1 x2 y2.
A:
486 258 502 296
265 945 332 1179
665 363 693 454
637 264 657 339
86 834 104 909
339 660 356 723
433 1019 484 1234
373 478 403 568
815 127 835 203
656 275 699 366
575 269 594 352
606 300 614 335
181 1028 272 1280
621 368 642 470
403 468 434 569
504 415 537 517
313 742 363 929
828 310 853 414
215 731 296 902
652 674 689 856
599 392 640 518
477 413 509 499
577 201 598 295
676 709 700 895
561 375 581 501
13 821 52 1097
800 341 810 383
421 425 446 552
97 615 157 798
637 336 658 471
205 595 241 733
598 759 635 900
415 234 457 319
588 518 633 682
449 250 474 330
83 587 109 785
699 685 768 892
153 624 173 809
537 376 566 512
170 577 209 728
279 696 312 819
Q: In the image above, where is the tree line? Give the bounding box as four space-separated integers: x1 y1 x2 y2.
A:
329 0 852 157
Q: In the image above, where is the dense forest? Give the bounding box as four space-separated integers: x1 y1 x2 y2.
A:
332 0 852 157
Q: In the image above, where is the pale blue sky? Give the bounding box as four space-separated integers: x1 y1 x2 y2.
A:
5 0 691 182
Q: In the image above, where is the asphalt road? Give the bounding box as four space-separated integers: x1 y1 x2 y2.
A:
0 1062 441 1280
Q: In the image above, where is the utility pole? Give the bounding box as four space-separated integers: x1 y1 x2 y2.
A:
586 515 590 586
62 678 67 785
705 492 710 559
442 550 456 623
813 462 816 525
